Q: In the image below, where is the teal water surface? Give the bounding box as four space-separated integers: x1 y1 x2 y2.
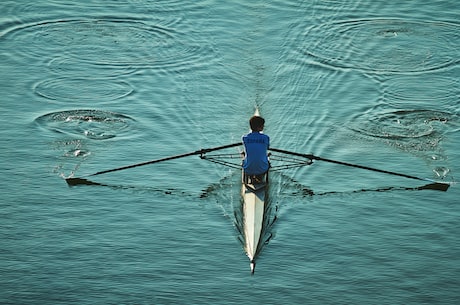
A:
1 1 459 304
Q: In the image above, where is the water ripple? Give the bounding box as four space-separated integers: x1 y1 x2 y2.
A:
2 17 216 71
298 18 460 74
47 56 138 77
51 138 92 178
348 107 458 161
34 78 134 104
383 75 459 108
350 109 451 139
35 109 137 140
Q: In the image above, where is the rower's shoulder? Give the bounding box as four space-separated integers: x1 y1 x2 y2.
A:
260 133 269 140
243 132 269 140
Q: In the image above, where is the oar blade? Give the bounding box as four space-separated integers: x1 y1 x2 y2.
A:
66 177 102 186
417 182 450 192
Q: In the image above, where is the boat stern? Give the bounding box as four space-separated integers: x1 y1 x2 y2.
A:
250 260 256 274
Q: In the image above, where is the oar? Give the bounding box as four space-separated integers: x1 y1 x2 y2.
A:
66 142 242 186
269 147 451 192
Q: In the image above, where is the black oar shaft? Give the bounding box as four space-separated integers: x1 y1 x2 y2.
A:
269 147 428 183
91 151 198 176
269 148 314 159
90 142 242 177
314 156 426 182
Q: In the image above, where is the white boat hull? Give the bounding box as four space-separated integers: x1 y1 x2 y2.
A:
242 185 265 262
241 172 269 273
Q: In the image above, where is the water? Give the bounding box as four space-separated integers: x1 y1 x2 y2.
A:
1 0 459 304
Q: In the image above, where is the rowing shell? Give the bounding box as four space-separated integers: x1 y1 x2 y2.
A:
240 107 273 273
65 107 450 274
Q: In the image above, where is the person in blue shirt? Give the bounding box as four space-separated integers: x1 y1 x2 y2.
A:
242 115 270 177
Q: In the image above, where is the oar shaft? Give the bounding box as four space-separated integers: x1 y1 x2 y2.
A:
91 151 198 176
314 156 427 182
269 147 428 183
91 142 242 177
269 148 314 159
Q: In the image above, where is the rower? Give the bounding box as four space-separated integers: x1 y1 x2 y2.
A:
242 115 270 184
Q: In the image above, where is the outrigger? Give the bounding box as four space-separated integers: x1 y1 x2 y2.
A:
65 108 452 273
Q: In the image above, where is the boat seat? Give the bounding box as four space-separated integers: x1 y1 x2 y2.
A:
243 172 267 185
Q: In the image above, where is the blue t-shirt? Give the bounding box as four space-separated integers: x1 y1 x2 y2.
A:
242 132 270 175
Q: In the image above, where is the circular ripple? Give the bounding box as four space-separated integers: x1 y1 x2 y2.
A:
300 18 459 74
35 109 136 140
34 78 133 103
3 18 215 70
348 108 458 160
130 0 212 12
384 75 459 107
47 56 138 77
350 109 453 140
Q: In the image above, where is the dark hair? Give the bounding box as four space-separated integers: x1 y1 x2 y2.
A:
249 116 265 131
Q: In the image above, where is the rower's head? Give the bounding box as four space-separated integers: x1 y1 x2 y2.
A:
249 116 265 132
